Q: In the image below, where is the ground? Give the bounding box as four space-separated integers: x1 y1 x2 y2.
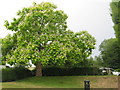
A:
1 76 119 89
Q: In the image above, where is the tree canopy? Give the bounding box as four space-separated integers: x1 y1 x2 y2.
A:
110 1 120 44
3 2 96 76
99 38 120 69
0 38 2 64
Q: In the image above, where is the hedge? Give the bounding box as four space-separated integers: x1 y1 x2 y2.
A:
115 69 120 72
1 67 33 82
33 66 102 76
1 66 102 82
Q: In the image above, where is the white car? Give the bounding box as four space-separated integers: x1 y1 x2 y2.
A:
112 71 120 76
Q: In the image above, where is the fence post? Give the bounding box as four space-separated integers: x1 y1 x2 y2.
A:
84 80 90 90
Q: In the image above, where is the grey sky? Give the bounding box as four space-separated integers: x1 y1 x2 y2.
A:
0 0 115 56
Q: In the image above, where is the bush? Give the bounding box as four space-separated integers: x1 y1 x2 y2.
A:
1 67 33 82
115 69 120 72
1 68 17 82
12 67 33 79
32 66 102 76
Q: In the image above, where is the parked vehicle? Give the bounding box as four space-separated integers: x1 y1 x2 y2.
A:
112 71 120 76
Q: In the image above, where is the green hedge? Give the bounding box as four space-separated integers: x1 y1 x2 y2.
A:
1 67 33 82
115 69 120 72
0 68 17 82
1 66 102 82
33 67 102 76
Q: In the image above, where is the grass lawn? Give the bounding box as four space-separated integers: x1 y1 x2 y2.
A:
1 76 119 88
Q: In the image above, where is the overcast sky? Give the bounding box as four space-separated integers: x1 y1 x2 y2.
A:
0 0 115 56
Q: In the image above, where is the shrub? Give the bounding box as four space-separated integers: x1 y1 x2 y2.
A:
42 67 63 76
32 66 102 76
65 67 102 76
12 67 33 79
1 67 33 82
1 68 17 82
115 69 120 72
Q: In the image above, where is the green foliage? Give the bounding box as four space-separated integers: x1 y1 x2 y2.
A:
115 69 120 72
1 34 17 56
99 38 120 69
32 66 102 76
1 68 17 82
93 56 104 67
3 2 96 67
12 67 33 79
0 38 2 65
110 1 120 44
73 58 94 67
1 67 33 82
1 34 17 65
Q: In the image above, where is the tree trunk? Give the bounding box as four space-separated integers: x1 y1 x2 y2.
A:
36 61 42 76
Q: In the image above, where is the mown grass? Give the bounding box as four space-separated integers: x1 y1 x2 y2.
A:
1 76 119 88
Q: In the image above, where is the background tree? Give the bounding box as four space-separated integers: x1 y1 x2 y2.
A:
74 56 95 67
0 38 2 64
93 55 104 68
99 38 120 69
4 2 96 76
110 1 120 44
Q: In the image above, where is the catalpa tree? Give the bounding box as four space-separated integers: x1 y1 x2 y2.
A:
4 2 96 76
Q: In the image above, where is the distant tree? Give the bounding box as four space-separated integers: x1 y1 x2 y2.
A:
110 1 120 45
93 55 104 68
0 38 2 64
99 38 120 69
73 56 95 67
4 2 96 76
